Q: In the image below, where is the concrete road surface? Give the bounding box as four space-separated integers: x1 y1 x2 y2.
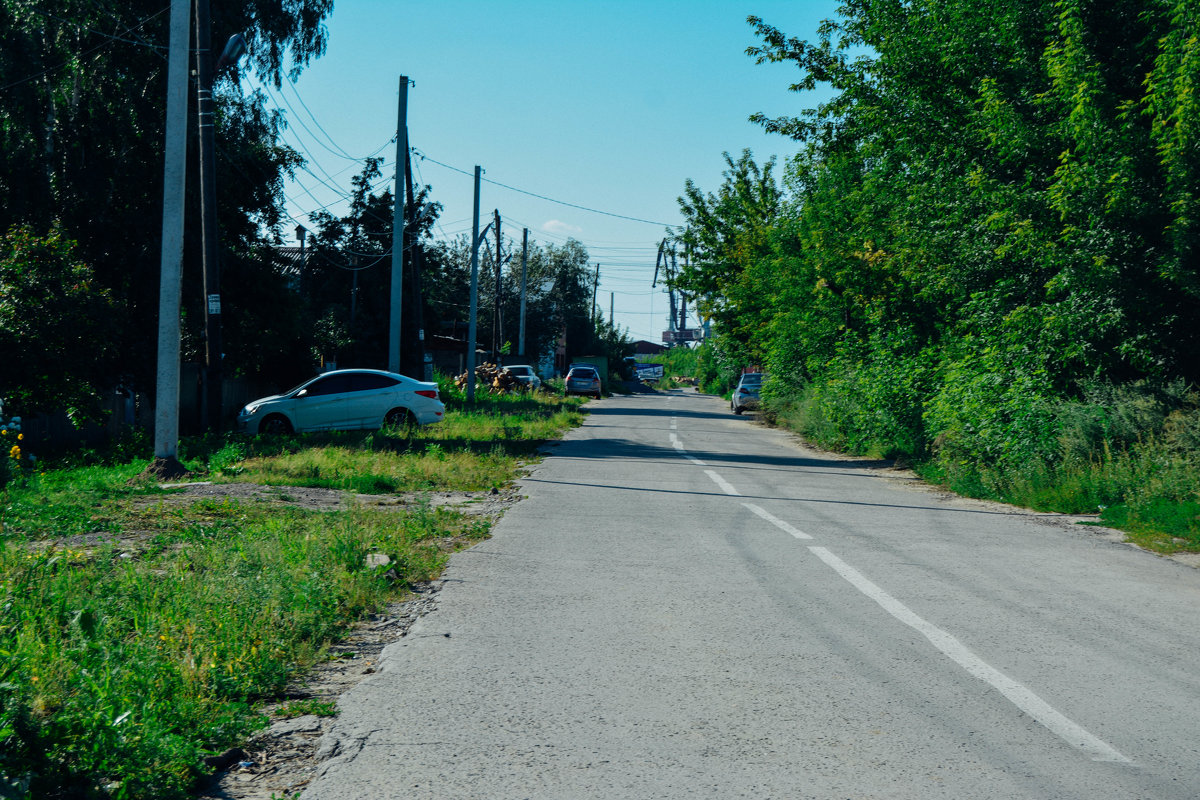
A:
301 389 1200 799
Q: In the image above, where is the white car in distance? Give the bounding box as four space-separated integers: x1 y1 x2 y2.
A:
237 369 444 434
503 364 541 390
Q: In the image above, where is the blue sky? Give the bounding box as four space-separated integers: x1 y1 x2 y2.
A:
249 1 840 344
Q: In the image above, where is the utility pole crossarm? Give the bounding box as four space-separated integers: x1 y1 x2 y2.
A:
473 222 493 250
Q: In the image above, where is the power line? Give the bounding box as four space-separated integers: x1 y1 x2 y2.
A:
281 77 360 161
30 7 169 50
0 4 170 93
414 149 675 227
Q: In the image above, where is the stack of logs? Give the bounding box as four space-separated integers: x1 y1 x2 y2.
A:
454 363 525 394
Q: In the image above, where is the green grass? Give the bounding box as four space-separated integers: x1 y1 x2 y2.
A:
766 384 1200 555
0 500 486 799
0 391 584 799
273 699 337 719
913 442 1200 553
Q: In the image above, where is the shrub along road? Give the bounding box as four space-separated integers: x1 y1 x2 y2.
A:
300 388 1200 800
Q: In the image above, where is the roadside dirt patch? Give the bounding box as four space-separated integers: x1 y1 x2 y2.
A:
145 480 521 517
31 482 520 558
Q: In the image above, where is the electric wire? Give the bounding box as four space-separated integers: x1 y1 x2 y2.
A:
413 149 676 227
0 4 170 92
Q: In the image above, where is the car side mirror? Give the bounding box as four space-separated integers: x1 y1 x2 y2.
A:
296 389 308 398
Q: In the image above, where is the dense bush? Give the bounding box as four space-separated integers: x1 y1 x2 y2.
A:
672 1 1200 545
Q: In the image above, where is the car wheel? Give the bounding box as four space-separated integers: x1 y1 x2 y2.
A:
733 406 742 415
259 414 293 435
384 407 416 430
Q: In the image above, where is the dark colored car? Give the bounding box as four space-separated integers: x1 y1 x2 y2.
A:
731 373 764 414
565 366 602 399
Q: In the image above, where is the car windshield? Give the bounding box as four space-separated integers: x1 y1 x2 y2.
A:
739 374 763 385
283 376 319 396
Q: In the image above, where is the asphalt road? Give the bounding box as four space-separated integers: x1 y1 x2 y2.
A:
301 389 1200 799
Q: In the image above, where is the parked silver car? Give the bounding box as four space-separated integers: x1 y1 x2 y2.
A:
504 364 541 390
565 366 602 399
237 369 444 434
731 372 764 414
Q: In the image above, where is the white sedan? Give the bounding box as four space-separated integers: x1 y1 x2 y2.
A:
503 364 541 390
237 369 444 434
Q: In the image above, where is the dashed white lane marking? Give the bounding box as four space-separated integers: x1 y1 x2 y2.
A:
669 432 706 466
705 470 741 496
670 417 677 430
668 412 1126 764
742 503 813 540
808 545 1132 764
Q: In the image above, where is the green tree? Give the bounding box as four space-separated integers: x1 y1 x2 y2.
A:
675 149 781 364
0 225 114 416
0 0 333 405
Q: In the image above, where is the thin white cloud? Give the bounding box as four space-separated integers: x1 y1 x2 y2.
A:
542 219 582 235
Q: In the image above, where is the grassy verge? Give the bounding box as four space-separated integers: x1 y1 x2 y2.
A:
0 392 584 799
763 385 1200 555
912 446 1200 554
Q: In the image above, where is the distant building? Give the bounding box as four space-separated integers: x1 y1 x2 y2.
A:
632 339 667 356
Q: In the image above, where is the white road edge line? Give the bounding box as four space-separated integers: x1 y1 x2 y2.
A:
742 503 813 540
705 470 741 496
807 545 1132 764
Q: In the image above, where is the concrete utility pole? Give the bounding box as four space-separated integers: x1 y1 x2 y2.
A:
388 75 409 374
492 209 502 362
153 0 190 464
466 166 482 402
517 228 528 359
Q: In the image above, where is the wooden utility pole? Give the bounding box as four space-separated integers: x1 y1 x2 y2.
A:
153 0 190 464
195 0 223 430
466 167 482 401
591 263 600 319
492 209 502 362
667 245 678 339
405 146 430 380
388 76 409 374
518 228 528 358
679 244 690 335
